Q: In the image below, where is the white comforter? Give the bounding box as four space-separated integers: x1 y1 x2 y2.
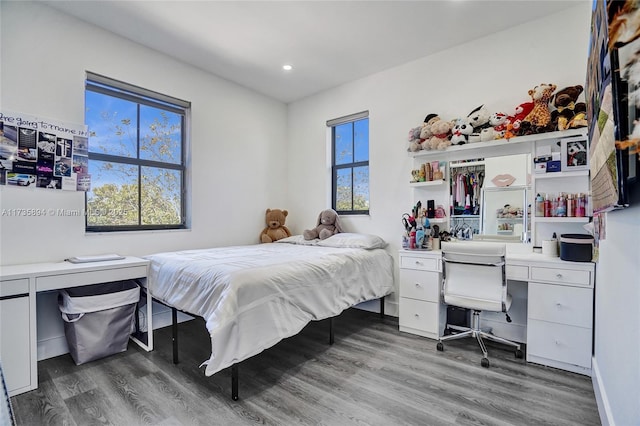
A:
145 242 393 376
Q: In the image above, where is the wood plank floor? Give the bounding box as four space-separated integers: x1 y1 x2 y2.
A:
11 309 601 425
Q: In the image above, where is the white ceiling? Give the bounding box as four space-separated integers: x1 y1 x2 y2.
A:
44 1 581 104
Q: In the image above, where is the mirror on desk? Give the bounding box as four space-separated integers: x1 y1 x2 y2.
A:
449 153 531 241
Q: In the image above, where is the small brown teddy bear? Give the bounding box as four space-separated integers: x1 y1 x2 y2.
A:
260 208 292 243
303 208 343 240
549 85 587 131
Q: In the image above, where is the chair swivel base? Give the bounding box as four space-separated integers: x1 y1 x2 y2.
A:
436 312 523 368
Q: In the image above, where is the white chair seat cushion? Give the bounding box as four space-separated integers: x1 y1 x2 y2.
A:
445 292 512 313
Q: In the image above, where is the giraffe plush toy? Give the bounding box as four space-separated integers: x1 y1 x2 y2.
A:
519 83 557 135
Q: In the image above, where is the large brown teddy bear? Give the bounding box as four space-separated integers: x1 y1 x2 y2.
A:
549 85 587 131
260 208 292 243
303 209 343 240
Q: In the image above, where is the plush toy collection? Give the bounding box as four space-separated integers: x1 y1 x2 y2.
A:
405 83 588 152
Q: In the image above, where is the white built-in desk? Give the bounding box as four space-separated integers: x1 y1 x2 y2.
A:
0 257 150 396
398 246 595 376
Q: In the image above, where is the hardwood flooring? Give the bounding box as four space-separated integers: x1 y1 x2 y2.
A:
11 309 601 425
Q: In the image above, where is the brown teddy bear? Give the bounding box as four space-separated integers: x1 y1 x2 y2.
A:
549 85 587 131
303 208 343 240
260 208 292 243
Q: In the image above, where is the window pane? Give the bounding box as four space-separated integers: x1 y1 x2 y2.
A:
334 123 353 165
354 118 369 162
141 166 182 225
86 160 139 226
85 90 138 158
353 166 369 211
336 168 353 211
140 105 182 164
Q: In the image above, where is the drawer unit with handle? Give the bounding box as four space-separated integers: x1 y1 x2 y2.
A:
398 250 445 339
526 264 594 375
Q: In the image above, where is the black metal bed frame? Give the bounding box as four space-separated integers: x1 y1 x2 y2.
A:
163 296 386 401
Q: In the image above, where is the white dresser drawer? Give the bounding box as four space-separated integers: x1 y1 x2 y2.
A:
530 267 591 287
399 269 440 302
399 254 439 272
506 265 528 281
0 279 29 297
528 282 593 328
527 319 592 368
399 297 439 335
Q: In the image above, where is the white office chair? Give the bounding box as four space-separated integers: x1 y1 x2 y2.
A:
436 241 523 368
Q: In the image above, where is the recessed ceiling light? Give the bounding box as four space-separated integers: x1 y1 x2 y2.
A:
282 64 293 71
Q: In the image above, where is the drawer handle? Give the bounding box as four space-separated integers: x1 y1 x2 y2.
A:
414 283 421 288
415 261 423 266
556 273 563 279
555 340 561 345
414 313 420 318
556 303 562 309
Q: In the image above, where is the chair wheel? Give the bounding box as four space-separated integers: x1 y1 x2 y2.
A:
436 342 444 352
481 357 490 368
515 349 523 359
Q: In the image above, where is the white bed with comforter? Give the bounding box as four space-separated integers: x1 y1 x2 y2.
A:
144 233 394 379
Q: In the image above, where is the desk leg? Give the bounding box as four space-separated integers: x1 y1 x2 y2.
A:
172 307 178 364
380 296 385 319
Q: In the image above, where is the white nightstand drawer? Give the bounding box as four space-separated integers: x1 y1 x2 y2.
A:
527 319 592 368
528 282 593 328
0 279 29 297
530 267 591 287
399 269 440 302
399 297 439 334
399 254 439 271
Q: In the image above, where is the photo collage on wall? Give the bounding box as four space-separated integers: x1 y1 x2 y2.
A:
0 111 90 191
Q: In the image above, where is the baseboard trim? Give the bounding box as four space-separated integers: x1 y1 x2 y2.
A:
592 356 614 426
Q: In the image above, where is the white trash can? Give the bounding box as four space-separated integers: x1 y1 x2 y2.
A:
58 280 140 365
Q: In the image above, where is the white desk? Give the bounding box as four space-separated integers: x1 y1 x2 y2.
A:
0 257 149 396
398 247 595 376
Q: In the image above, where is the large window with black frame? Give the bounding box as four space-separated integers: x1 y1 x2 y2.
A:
84 72 190 231
329 111 369 215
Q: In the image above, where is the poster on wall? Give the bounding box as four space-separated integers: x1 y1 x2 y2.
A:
0 111 90 191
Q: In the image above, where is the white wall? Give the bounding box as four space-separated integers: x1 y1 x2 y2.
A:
593 188 640 425
0 1 288 266
286 4 593 315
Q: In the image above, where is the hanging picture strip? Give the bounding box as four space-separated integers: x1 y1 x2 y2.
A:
0 111 90 191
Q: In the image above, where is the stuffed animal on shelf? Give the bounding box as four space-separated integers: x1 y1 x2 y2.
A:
504 102 535 139
428 119 454 150
567 140 588 166
519 83 557 136
549 85 588 131
303 208 343 240
407 125 424 152
450 117 474 145
481 112 509 141
260 208 292 243
466 105 491 142
419 113 441 150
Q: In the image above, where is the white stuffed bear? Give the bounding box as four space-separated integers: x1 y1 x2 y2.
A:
450 118 474 145
467 105 491 142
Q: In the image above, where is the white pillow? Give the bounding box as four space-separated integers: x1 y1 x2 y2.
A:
273 235 320 246
316 233 387 249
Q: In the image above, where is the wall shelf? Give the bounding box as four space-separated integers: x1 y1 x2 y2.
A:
409 179 446 187
534 217 590 223
534 170 589 179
